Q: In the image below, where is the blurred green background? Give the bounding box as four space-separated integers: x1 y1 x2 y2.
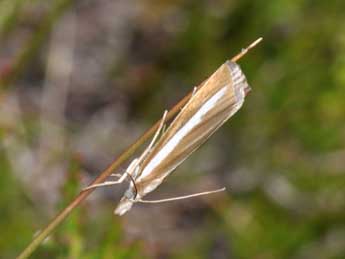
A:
1 0 345 258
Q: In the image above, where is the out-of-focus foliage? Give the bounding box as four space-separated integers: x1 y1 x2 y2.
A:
0 0 344 258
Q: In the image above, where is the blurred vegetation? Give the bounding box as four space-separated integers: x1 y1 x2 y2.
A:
0 0 345 258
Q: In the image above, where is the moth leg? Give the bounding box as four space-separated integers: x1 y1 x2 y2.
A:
161 123 167 135
82 111 167 192
82 158 139 191
146 110 168 152
82 177 127 191
187 87 198 105
180 87 198 112
192 86 197 96
110 173 122 178
136 110 168 165
135 187 226 203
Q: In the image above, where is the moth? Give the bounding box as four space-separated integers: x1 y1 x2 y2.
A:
84 38 261 215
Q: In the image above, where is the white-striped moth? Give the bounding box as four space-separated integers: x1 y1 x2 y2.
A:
84 38 261 215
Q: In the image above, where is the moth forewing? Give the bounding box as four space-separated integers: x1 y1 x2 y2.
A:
137 61 249 191
114 61 250 215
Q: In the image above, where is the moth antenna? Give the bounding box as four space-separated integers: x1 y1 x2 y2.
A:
135 187 226 203
231 37 263 62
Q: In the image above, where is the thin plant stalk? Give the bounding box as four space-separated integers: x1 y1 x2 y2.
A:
16 38 262 259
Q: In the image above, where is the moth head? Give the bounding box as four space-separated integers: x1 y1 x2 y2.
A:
114 196 133 215
114 188 134 215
